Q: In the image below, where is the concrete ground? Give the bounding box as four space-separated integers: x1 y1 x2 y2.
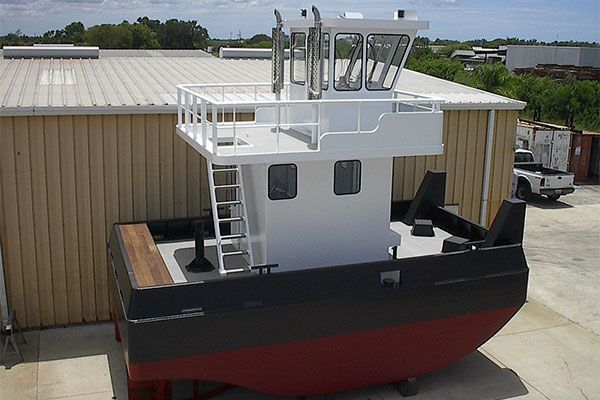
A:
1 185 599 400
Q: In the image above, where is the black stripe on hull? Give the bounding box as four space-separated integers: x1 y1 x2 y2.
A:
109 229 528 365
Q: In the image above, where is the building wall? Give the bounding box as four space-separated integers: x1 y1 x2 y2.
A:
0 109 518 328
392 110 519 226
506 45 600 71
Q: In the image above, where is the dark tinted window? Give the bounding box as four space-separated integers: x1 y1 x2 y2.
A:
269 164 297 200
291 33 306 85
515 152 534 163
334 33 363 91
366 34 410 90
334 160 361 195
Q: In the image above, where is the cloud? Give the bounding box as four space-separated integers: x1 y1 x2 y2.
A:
50 0 104 3
0 0 36 4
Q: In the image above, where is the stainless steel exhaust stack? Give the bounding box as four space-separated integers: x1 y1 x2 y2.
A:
271 9 285 96
307 5 323 100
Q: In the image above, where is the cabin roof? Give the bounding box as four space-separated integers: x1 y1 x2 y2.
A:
0 50 525 116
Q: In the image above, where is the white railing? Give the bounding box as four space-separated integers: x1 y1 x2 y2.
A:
176 83 443 156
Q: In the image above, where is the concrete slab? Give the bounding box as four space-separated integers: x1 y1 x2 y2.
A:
483 324 600 400
579 319 600 336
36 324 126 400
0 331 39 400
496 299 571 337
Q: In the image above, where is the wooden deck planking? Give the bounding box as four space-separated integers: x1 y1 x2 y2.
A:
120 224 173 287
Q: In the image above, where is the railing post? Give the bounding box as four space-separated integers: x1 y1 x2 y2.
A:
192 95 198 141
357 101 362 133
317 103 321 142
212 105 218 155
233 105 237 156
276 102 281 153
201 99 207 147
177 88 182 127
184 92 190 133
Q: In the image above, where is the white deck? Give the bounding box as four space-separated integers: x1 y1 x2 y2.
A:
156 222 453 284
176 83 444 164
390 221 453 259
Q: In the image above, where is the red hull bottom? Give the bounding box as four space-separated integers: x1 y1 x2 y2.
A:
128 307 519 396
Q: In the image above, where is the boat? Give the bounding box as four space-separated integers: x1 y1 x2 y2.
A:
109 6 528 397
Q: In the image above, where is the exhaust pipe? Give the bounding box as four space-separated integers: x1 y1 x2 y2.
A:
307 5 323 100
271 9 285 96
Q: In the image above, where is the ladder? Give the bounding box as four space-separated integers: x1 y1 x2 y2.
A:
207 163 255 275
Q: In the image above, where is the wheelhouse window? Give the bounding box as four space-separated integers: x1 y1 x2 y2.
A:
322 33 330 90
291 33 306 85
269 164 297 200
334 33 363 91
334 160 361 195
366 34 410 90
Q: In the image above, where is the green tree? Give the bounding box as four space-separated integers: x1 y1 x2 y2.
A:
63 22 85 43
130 23 160 49
157 19 209 49
406 55 464 81
84 23 133 48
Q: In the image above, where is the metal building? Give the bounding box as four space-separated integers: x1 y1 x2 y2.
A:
506 45 600 72
0 51 525 328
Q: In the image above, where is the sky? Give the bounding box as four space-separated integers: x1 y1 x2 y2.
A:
0 0 599 42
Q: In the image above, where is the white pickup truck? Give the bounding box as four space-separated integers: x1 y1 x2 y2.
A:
514 149 575 201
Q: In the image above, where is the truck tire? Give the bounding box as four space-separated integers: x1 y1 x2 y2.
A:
547 194 561 201
516 181 531 200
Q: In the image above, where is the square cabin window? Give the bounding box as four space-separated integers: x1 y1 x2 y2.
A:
291 32 306 85
334 33 363 91
334 160 361 195
269 164 297 200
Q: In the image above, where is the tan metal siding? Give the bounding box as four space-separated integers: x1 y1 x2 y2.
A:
392 110 518 226
0 114 205 327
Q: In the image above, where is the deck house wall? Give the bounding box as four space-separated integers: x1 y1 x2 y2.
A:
0 109 518 328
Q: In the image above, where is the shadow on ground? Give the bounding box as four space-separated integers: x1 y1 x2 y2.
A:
8 322 530 400
525 195 573 209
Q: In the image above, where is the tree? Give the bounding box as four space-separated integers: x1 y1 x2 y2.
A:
130 23 160 49
137 17 161 33
468 63 512 93
63 22 85 43
406 55 464 81
154 19 209 49
84 23 133 48
83 22 159 49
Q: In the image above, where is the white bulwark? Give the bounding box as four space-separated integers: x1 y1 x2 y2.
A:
176 8 443 274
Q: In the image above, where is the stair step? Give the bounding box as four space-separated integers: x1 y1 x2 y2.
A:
221 233 246 240
222 250 248 257
215 184 240 189
219 216 244 223
216 200 242 206
222 267 248 274
213 168 238 173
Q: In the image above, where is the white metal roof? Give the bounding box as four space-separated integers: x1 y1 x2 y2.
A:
0 53 525 116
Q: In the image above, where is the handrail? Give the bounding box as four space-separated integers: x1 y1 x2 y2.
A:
176 82 444 157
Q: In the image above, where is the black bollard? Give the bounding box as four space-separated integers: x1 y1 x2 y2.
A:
185 220 214 272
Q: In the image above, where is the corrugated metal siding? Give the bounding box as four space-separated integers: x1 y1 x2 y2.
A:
392 110 519 225
0 110 518 328
0 114 205 327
